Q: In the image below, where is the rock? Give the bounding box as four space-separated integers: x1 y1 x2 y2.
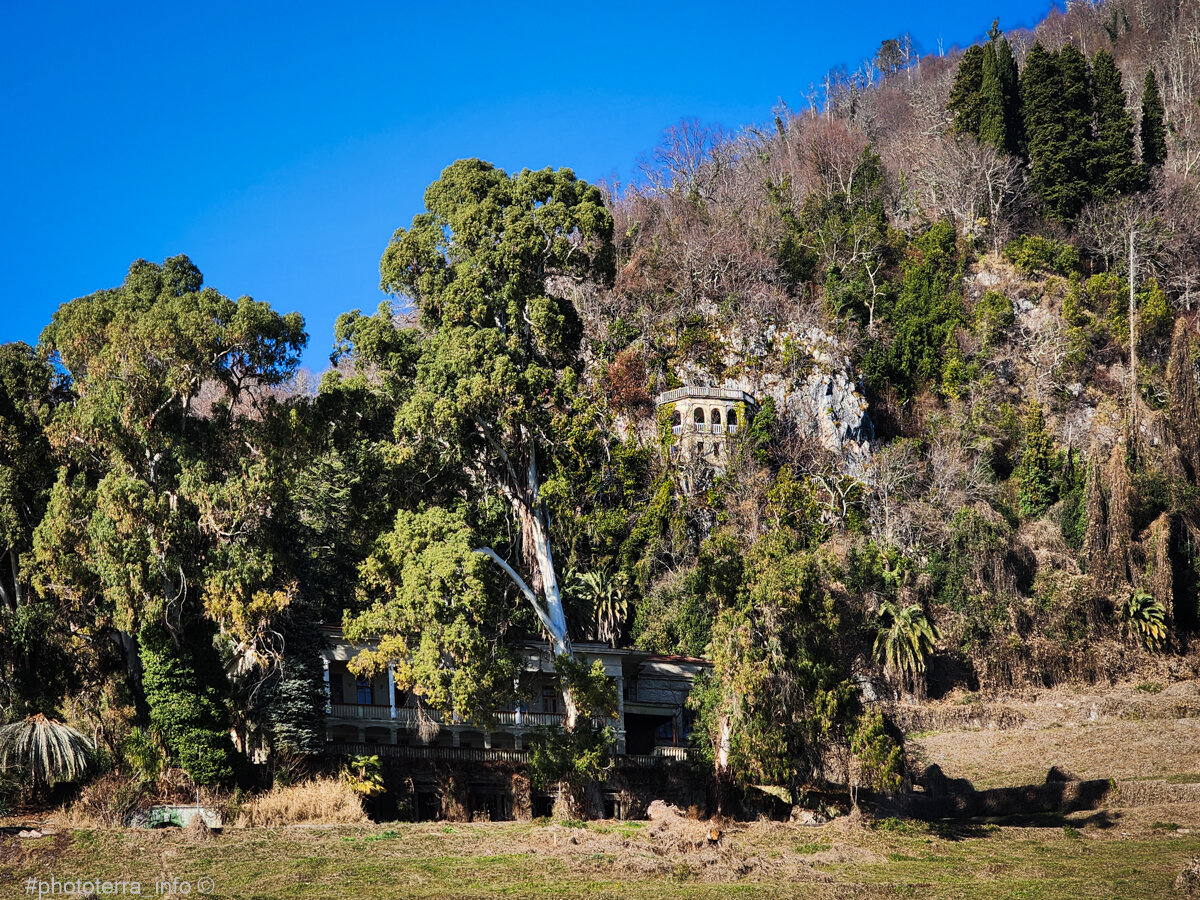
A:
18 829 42 839
789 807 828 826
1175 857 1200 896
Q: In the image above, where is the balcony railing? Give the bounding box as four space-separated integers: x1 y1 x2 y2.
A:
327 742 691 764
655 387 755 406
328 742 529 764
330 702 392 720
329 703 566 728
694 423 710 434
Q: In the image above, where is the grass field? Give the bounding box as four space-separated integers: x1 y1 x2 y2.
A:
5 679 1200 899
4 808 1200 899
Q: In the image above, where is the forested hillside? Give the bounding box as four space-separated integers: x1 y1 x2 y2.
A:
3 0 1200 809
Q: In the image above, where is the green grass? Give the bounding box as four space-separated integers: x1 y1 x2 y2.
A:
2 817 1198 899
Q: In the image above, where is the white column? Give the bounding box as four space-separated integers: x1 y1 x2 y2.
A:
615 674 627 755
387 664 397 720
322 657 331 714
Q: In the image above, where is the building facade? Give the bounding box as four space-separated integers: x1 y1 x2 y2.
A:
658 386 755 467
320 629 707 765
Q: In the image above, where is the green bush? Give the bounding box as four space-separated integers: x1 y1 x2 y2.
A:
974 289 1015 346
138 625 237 786
1004 235 1080 276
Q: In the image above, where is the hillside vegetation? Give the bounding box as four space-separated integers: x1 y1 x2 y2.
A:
2 0 1200 814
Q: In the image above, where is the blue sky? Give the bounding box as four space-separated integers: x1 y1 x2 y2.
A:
1 0 1056 371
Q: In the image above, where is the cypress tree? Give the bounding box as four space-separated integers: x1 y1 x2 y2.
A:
1017 403 1057 518
948 45 987 136
1092 50 1140 197
1022 43 1095 220
978 44 1009 152
993 32 1022 154
1141 69 1168 169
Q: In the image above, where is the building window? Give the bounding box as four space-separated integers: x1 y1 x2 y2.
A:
696 441 705 456
713 442 720 458
671 410 681 426
693 408 704 425
710 408 721 425
542 687 559 714
356 675 374 705
727 409 737 427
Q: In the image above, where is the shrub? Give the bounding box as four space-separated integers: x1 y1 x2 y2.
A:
1004 235 1080 276
975 289 1015 346
1120 590 1167 651
139 625 237 786
55 772 149 828
233 777 368 827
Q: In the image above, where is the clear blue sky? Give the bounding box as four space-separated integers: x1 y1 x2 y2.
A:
1 0 1057 371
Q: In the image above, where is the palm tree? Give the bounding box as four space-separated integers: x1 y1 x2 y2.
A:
574 571 628 648
1121 590 1167 651
873 600 940 695
0 714 92 793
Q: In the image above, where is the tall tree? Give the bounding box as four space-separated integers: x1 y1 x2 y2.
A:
30 256 306 782
992 26 1022 155
1091 50 1141 197
0 344 76 714
693 533 859 808
1141 69 1168 170
1022 43 1095 220
343 160 615 726
948 45 987 137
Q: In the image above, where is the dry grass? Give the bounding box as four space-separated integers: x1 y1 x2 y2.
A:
232 777 367 827
48 772 150 829
906 678 1200 790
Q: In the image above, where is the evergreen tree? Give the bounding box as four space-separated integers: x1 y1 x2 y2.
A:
948 23 1021 155
1091 50 1141 197
993 28 1022 154
1141 69 1168 169
1017 403 1057 518
1021 43 1095 220
978 44 1009 152
948 45 987 136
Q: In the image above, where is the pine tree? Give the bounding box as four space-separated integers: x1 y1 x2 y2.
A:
948 45 987 136
1141 69 1168 169
1022 43 1095 220
1091 50 1140 197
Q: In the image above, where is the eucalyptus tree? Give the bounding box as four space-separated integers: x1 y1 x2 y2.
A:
341 159 615 726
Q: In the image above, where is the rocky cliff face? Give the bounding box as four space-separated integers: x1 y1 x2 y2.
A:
675 322 873 472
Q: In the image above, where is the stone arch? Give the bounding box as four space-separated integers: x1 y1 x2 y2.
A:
693 407 704 424
710 408 722 425
671 409 681 426
727 408 738 427
364 726 392 745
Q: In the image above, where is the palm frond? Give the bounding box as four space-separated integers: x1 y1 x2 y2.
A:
0 714 93 786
